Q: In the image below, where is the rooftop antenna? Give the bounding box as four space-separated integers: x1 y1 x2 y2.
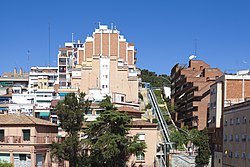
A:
27 50 31 71
111 23 114 30
27 50 30 61
48 23 51 67
194 38 198 57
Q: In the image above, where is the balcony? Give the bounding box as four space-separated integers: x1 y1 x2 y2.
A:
0 136 59 144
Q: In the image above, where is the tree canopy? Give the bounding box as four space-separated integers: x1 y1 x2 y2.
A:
0 161 12 167
84 110 146 167
51 92 90 167
51 93 146 167
140 69 171 87
195 128 211 167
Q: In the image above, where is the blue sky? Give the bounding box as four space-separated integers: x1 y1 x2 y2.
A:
1 0 250 75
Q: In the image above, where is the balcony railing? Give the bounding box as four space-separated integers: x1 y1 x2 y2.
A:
0 136 60 144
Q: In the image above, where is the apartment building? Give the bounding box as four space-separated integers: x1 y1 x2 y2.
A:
28 66 58 93
0 68 29 88
223 101 250 167
208 70 250 167
170 59 223 130
128 120 158 167
0 115 58 167
58 25 139 103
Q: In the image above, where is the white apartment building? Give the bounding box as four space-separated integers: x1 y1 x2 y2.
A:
28 66 58 93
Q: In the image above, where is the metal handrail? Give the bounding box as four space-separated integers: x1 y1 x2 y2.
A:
148 88 172 149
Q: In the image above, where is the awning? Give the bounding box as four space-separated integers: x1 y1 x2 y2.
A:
39 112 50 117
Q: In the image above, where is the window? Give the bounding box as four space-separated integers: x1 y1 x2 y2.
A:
223 135 227 141
136 153 145 161
86 110 92 115
121 96 125 102
242 134 246 141
236 118 240 124
22 130 30 141
102 85 108 89
229 135 233 141
230 119 234 125
235 135 239 142
242 152 246 159
235 152 239 158
224 120 228 126
19 154 26 161
229 151 233 158
137 133 145 141
0 130 4 142
52 117 57 124
243 116 247 124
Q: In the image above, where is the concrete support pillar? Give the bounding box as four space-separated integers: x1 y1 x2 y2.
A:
30 150 36 167
9 150 14 165
45 150 51 166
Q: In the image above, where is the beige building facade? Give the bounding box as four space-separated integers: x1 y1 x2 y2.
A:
128 120 158 167
58 25 139 103
223 101 250 167
0 115 58 167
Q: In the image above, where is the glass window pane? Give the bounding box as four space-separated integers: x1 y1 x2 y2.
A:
23 130 30 141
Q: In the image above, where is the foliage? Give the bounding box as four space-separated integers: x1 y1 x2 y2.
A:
51 94 146 167
99 95 117 110
0 161 12 167
170 129 187 150
140 69 171 87
84 110 146 167
51 92 91 167
145 103 152 110
55 92 90 135
153 89 164 104
138 92 143 101
152 118 158 123
195 128 211 167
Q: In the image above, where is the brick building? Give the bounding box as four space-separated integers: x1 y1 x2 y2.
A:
208 70 250 167
57 25 139 103
170 59 223 130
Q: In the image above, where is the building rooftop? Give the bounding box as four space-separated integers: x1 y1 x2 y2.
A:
131 120 158 127
0 115 57 126
117 106 143 113
0 68 29 81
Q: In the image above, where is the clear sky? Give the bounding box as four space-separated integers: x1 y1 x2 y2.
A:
1 0 250 75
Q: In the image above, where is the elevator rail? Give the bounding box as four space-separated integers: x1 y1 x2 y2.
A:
148 88 172 149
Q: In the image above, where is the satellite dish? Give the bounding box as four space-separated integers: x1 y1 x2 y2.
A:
189 55 197 60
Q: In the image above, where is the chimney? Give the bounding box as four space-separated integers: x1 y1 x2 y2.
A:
14 67 17 74
20 68 23 75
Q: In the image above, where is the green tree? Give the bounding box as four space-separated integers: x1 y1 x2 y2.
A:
140 69 171 87
170 129 187 150
195 128 211 167
84 110 146 167
51 92 91 167
99 95 117 110
0 161 12 167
